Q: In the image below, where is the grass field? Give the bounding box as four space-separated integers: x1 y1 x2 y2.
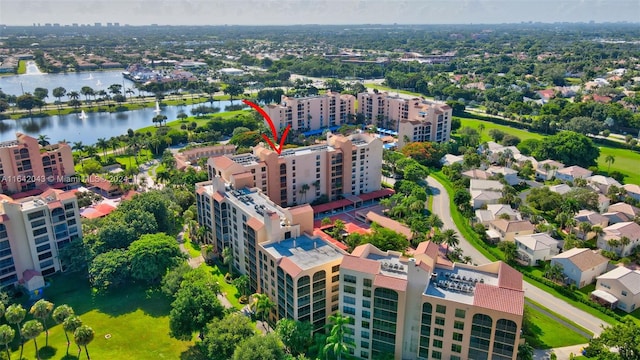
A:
524 304 591 349
9 273 193 360
135 109 248 135
17 60 27 75
458 117 640 185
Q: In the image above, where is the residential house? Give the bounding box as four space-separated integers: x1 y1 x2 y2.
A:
469 179 504 209
488 219 535 242
597 222 640 257
607 202 640 220
535 160 564 181
481 142 521 165
587 175 622 194
515 233 561 266
555 166 593 183
513 153 538 168
548 184 572 195
592 266 640 312
486 166 520 186
622 184 640 202
462 169 490 180
440 154 464 166
551 248 609 288
475 204 522 226
598 194 611 214
573 210 609 240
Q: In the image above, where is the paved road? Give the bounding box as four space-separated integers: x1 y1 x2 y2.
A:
426 175 609 338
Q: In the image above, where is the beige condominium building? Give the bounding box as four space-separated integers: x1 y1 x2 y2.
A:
339 242 524 360
262 92 356 132
195 177 346 331
207 132 382 207
0 188 82 286
0 133 75 194
357 92 452 149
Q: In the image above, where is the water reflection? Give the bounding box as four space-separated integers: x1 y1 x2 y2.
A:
0 101 235 144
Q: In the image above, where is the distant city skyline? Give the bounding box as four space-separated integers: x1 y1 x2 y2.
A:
1 0 639 26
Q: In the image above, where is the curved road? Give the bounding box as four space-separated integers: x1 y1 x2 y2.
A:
426 176 608 337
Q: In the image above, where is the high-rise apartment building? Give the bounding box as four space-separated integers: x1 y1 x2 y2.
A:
207 132 382 207
339 242 524 360
263 92 356 132
0 188 82 286
195 178 345 331
0 133 75 194
356 92 452 148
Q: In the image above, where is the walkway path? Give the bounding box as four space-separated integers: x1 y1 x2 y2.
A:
533 345 587 360
525 299 592 339
426 175 609 338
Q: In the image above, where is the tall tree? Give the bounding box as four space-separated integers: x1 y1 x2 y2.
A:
251 293 275 330
5 304 26 360
275 319 313 356
37 134 50 147
63 315 83 356
128 233 185 285
74 325 95 360
232 334 285 360
201 312 256 360
52 305 75 355
441 229 460 256
96 138 109 157
29 299 54 346
605 154 616 173
0 324 14 360
21 320 43 360
323 313 353 360
222 247 234 275
169 280 224 340
52 86 66 109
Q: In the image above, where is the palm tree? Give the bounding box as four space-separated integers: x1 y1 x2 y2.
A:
477 123 485 135
299 183 310 203
85 145 98 159
29 299 53 346
517 342 534 360
74 325 94 360
233 274 250 299
222 247 234 275
52 305 74 355
109 138 120 155
37 134 50 147
251 293 275 330
323 312 353 360
0 324 14 360
605 154 615 173
22 320 43 360
578 222 592 240
72 141 85 154
441 229 460 256
63 316 82 356
96 138 109 157
5 304 26 360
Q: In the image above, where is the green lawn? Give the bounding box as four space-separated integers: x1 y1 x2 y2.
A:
458 117 545 143
524 304 591 349
202 263 244 310
182 232 203 258
10 273 193 360
136 109 248 136
17 60 26 74
598 146 640 185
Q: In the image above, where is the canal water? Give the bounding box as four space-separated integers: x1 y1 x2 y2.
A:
0 66 239 145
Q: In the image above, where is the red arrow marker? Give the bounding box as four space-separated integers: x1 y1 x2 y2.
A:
243 99 291 155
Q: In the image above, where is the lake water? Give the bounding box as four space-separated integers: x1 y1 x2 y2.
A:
0 101 235 145
0 69 142 103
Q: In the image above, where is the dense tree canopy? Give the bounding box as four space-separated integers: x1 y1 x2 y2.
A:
128 233 185 285
533 131 600 168
201 313 256 360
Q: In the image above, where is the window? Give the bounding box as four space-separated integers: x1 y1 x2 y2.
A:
332 265 340 273
451 344 462 353
432 351 442 359
363 278 372 287
434 328 444 337
436 304 446 314
343 285 356 294
455 309 466 318
453 333 463 341
454 321 464 330
343 274 357 284
435 317 445 326
433 339 443 348
622 291 628 296
363 289 371 297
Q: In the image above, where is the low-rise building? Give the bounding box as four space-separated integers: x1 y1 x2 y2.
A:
587 175 622 194
486 166 520 186
551 248 610 288
340 241 524 360
475 204 521 226
592 266 640 312
173 144 236 170
535 160 564 181
488 219 535 242
548 184 572 195
555 165 593 182
597 222 640 257
622 184 640 202
573 210 609 240
515 233 561 266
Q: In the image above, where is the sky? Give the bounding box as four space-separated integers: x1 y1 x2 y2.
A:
0 0 638 26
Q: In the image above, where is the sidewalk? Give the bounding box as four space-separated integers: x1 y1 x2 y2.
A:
534 344 586 360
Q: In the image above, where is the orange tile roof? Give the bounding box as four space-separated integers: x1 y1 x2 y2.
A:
366 211 412 239
473 284 524 316
498 262 523 291
374 274 407 292
279 257 303 278
212 192 225 202
211 156 236 170
340 255 380 274
247 217 264 231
